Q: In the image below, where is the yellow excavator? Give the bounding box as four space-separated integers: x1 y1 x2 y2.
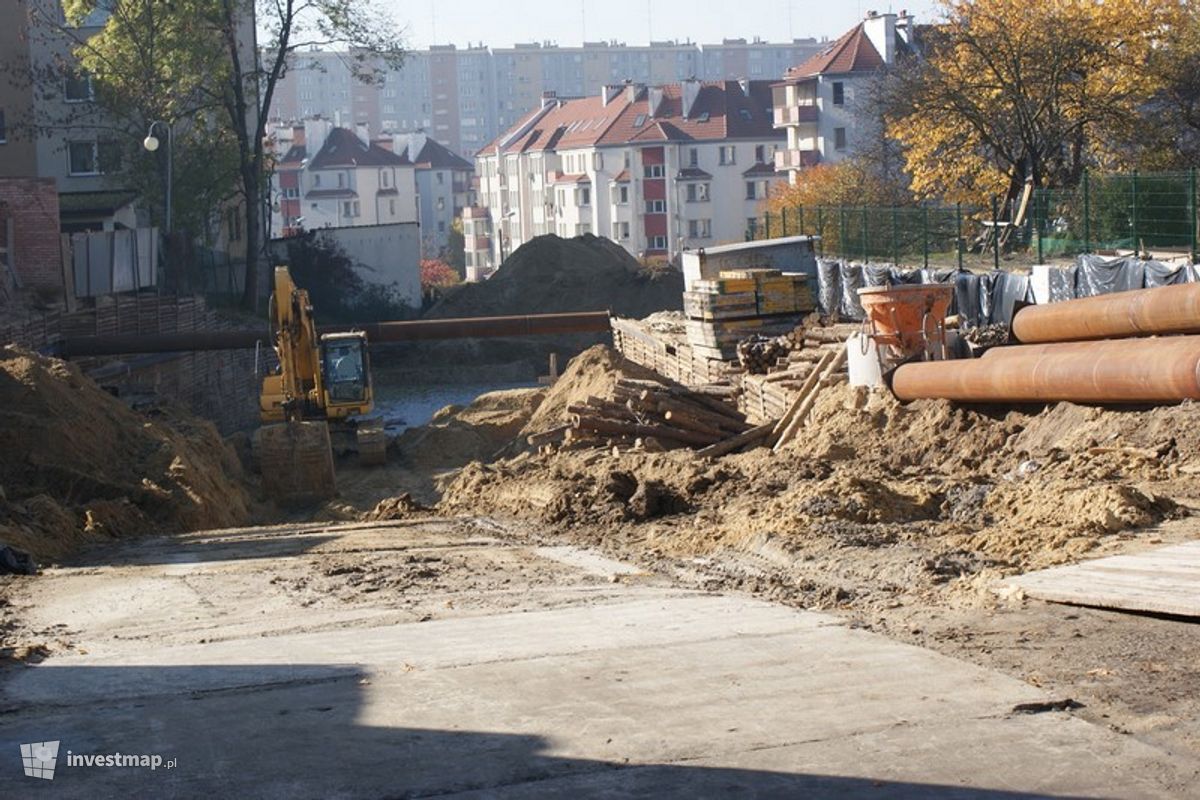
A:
253 266 386 505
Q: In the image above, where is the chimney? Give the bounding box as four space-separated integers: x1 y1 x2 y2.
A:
292 125 305 147
647 86 666 117
862 11 897 65
896 10 913 46
541 90 558 109
681 78 702 118
601 84 623 105
355 122 370 144
304 117 332 156
625 81 645 104
373 137 393 152
408 131 428 162
737 78 750 97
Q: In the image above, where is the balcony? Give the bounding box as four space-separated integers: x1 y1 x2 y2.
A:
467 235 492 250
774 148 821 171
773 104 819 127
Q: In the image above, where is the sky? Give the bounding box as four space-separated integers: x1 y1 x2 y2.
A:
383 0 944 50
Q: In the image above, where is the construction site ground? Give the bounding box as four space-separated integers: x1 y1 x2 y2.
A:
1 518 1197 797
3 342 1200 794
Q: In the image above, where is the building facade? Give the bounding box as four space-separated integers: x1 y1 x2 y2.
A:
465 80 786 278
270 120 417 235
389 132 474 256
270 38 825 158
772 11 915 181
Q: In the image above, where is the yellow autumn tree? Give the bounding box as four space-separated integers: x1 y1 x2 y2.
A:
884 0 1185 206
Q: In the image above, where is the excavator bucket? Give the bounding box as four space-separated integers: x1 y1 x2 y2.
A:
253 421 337 506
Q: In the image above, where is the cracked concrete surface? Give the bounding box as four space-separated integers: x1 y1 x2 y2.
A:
1 519 1196 797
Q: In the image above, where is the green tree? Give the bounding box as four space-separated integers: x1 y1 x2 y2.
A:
62 0 405 309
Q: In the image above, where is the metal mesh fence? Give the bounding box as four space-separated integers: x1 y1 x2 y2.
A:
748 170 1198 266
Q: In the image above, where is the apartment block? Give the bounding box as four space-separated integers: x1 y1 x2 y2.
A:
270 38 824 158
772 11 915 180
466 80 786 279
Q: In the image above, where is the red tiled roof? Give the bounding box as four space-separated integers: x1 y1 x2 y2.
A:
676 167 713 180
551 172 591 184
612 169 631 182
482 80 781 157
784 23 884 79
309 128 410 169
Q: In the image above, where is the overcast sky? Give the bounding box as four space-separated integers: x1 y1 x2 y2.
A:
384 0 944 50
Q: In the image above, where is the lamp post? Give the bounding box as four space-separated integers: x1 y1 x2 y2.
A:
143 120 172 233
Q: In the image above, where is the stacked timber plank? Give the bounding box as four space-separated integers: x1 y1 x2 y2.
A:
527 378 771 455
610 316 739 386
682 269 815 360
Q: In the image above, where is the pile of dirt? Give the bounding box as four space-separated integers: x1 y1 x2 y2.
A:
425 234 683 319
0 346 252 562
395 387 546 470
434 358 1192 610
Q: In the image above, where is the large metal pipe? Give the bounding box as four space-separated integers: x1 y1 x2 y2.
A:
892 336 1200 404
57 311 613 357
1012 282 1200 343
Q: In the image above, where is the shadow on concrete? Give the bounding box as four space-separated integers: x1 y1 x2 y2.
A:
0 663 1088 798
64 528 342 569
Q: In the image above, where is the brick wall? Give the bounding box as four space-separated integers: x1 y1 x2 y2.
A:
0 178 63 295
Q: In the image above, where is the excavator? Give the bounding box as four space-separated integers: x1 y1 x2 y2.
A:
254 266 386 505
55 268 612 507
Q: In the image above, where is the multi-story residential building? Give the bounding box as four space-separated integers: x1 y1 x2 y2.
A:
772 11 915 181
389 132 474 256
466 79 785 277
270 120 417 234
270 39 825 158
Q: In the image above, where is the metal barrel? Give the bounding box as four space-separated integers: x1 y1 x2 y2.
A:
892 336 1200 404
57 311 613 357
1012 282 1200 343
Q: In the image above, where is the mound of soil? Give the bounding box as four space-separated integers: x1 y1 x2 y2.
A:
395 387 546 470
0 347 252 562
425 234 683 319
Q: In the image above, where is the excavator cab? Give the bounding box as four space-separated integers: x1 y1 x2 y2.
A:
320 332 372 413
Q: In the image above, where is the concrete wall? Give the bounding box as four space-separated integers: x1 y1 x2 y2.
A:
273 223 421 308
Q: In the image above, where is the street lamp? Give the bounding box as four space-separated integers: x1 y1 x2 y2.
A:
143 120 172 233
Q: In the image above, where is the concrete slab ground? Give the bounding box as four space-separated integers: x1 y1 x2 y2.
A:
0 520 1195 797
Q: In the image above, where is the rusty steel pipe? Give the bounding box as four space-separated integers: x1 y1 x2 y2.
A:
57 311 612 357
892 336 1200 404
1012 282 1200 343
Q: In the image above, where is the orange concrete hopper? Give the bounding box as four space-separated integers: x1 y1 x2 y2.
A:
892 336 1200 404
859 284 954 360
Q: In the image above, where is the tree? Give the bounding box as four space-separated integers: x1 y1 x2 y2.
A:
63 0 405 309
763 158 910 218
883 0 1184 205
283 230 409 322
443 217 467 275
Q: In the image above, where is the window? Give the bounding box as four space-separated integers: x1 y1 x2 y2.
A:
577 187 590 206
313 174 321 187
338 172 347 188
739 109 752 121
686 182 709 202
617 185 629 204
747 217 759 236
67 141 119 175
437 172 445 184
832 81 845 106
745 181 758 200
382 170 390 188
437 197 445 210
834 127 847 151
650 235 667 250
634 114 646 127
0 108 6 143
439 221 446 232
755 145 766 163
64 71 93 102
284 187 299 199
718 145 736 165
576 222 590 235
227 207 242 242
343 200 360 217
643 164 664 179
592 152 603 171
389 199 396 215
688 147 698 167
612 221 630 240
688 219 711 239
645 199 665 214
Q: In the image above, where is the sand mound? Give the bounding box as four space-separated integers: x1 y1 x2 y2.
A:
0 346 252 562
395 387 545 469
425 234 683 320
521 344 661 437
